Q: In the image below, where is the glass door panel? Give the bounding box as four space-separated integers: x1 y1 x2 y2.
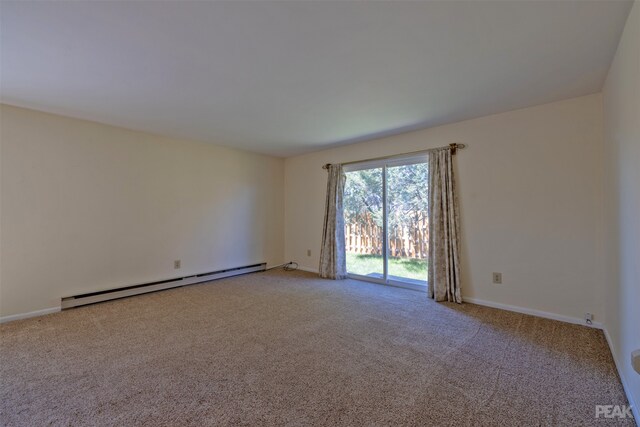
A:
343 156 428 289
386 163 428 286
344 168 384 280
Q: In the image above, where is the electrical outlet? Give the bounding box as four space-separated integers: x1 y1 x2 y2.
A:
632 350 640 374
492 272 502 284
585 313 593 324
174 260 181 269
307 249 311 257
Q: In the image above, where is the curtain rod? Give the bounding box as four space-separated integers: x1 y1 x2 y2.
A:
321 143 466 169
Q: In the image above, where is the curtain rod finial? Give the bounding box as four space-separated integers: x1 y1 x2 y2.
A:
449 143 466 155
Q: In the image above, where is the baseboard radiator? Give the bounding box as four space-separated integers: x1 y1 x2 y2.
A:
61 263 266 309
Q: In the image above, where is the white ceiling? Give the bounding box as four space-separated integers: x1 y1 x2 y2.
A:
1 1 633 157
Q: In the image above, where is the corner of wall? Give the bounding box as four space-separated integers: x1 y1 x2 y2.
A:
601 0 640 416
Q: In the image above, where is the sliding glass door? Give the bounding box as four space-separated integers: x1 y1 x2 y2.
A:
343 155 428 289
343 167 385 279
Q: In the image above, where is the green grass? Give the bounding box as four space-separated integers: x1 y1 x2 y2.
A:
346 253 427 281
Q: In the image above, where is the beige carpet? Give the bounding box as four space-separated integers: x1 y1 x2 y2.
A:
0 270 633 426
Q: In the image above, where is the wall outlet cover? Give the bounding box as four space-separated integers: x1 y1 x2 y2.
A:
632 350 640 374
492 272 502 284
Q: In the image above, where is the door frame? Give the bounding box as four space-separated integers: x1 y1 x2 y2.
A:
343 153 429 292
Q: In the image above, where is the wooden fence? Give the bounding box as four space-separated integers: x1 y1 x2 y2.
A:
345 212 428 259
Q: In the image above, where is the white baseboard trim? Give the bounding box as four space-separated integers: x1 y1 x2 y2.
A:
603 328 639 422
0 307 61 324
296 265 319 274
463 297 603 329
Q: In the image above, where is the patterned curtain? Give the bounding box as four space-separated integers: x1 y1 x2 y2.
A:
319 164 347 279
428 148 462 303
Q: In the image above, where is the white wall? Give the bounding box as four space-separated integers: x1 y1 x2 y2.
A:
602 0 640 412
0 105 285 317
285 94 605 323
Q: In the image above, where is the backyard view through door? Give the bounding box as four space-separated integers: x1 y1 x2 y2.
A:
344 159 428 287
